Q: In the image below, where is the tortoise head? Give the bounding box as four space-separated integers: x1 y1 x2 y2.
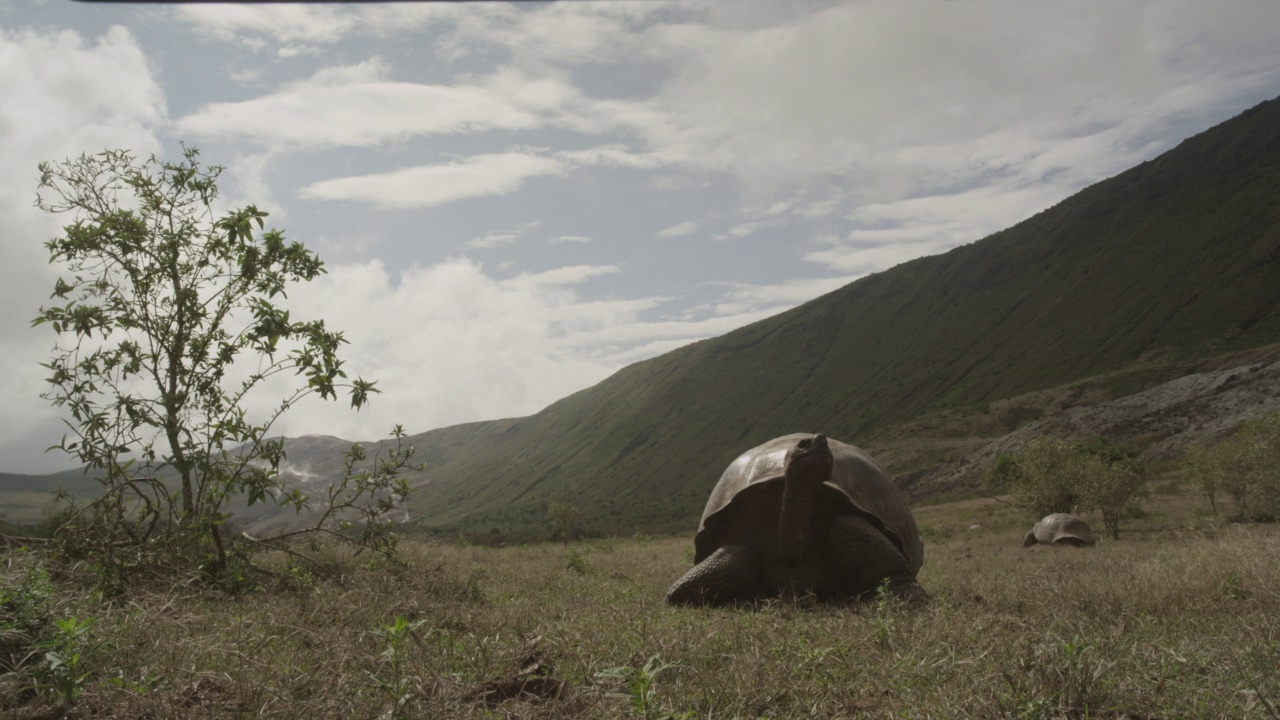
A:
784 434 834 489
777 434 835 566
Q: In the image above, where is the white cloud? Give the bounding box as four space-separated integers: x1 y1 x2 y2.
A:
245 254 810 444
175 62 590 149
804 240 942 278
799 182 1067 275
0 26 164 171
0 24 165 473
556 144 674 170
439 2 683 67
549 235 592 244
721 219 772 240
649 175 711 193
262 258 653 441
469 220 543 249
221 149 286 220
469 231 521 250
298 152 566 209
564 307 782 355
174 4 449 49
634 0 1280 204
512 264 620 289
177 5 357 46
710 275 862 318
655 220 698 238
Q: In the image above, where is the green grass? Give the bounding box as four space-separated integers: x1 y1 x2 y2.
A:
4 489 1280 719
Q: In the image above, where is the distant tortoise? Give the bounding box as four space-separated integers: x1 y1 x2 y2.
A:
666 434 924 605
1022 513 1099 547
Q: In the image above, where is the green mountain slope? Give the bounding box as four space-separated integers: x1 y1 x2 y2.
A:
0 470 104 524
398 97 1280 535
5 99 1278 536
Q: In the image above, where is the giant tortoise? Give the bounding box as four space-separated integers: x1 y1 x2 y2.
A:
1022 513 1099 547
666 433 924 605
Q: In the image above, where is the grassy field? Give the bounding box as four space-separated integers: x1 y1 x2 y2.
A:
3 483 1279 719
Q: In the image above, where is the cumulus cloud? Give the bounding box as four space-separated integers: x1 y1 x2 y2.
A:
260 257 751 442
0 24 165 473
298 152 566 209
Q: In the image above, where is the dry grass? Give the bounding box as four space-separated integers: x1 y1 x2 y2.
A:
3 493 1280 719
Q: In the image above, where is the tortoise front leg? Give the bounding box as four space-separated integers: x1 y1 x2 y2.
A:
665 544 763 605
826 514 914 596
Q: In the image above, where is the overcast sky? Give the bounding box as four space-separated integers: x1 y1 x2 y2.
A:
1 0 1278 474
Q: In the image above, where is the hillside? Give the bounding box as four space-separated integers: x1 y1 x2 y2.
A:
0 470 103 525
885 343 1280 502
4 98 1279 536
391 97 1280 535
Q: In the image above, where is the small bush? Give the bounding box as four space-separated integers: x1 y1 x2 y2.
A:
1087 457 1148 540
0 554 54 664
565 546 590 576
989 436 1147 538
36 616 102 704
547 502 581 542
1181 410 1280 521
990 437 1087 517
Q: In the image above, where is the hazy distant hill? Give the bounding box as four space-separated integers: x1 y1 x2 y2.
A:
5 98 1279 536
0 469 102 524
0 436 363 528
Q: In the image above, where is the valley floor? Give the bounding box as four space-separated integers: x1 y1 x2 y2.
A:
3 489 1279 719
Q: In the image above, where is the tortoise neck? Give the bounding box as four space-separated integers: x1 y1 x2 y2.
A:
777 479 818 566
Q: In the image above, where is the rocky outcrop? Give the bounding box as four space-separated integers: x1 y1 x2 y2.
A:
900 358 1280 499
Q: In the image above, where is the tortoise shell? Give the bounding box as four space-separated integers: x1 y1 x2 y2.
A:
693 433 924 573
1025 513 1099 546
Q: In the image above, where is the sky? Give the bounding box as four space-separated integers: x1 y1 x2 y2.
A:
1 0 1278 475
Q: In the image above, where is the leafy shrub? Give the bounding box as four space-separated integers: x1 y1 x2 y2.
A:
988 436 1147 539
31 147 416 586
367 615 426 720
0 553 54 664
546 502 581 542
35 616 102 703
1086 457 1147 540
988 437 1087 517
565 546 590 575
983 453 1022 497
1181 410 1280 521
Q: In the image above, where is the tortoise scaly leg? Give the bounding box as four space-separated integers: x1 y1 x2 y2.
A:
665 544 763 605
826 514 914 597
